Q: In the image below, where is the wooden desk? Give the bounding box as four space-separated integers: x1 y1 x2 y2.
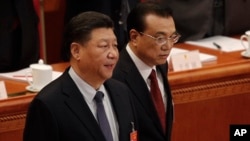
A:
170 43 250 141
0 45 250 141
0 62 69 141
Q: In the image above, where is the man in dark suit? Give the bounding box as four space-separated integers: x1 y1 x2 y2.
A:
113 2 180 141
23 11 137 141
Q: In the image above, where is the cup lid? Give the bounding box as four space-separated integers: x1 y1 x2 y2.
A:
30 59 52 70
245 30 250 36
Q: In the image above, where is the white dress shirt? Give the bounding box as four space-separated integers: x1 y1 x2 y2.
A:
68 67 119 141
126 45 167 110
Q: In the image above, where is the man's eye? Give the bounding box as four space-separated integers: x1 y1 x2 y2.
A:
157 37 166 42
98 45 108 48
113 44 118 48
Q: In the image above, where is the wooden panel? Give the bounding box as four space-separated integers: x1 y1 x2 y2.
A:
170 63 250 141
170 60 250 103
172 92 250 141
168 46 250 141
0 95 34 141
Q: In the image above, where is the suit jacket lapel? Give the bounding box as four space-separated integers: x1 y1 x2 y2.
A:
117 50 173 137
157 64 174 134
119 50 160 123
104 81 126 136
60 72 105 140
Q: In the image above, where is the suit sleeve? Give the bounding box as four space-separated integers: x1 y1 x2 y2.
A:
23 99 59 141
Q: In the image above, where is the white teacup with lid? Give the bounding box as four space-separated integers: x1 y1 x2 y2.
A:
240 30 250 58
26 59 52 92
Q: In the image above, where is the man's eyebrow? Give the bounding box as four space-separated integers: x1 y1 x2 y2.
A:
155 31 176 37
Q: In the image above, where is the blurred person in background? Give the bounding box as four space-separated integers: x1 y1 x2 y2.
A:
0 0 39 72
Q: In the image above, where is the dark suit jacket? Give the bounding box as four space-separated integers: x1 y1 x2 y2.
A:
0 0 39 72
112 49 174 141
23 69 137 141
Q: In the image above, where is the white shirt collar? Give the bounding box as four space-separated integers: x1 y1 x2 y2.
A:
126 44 156 82
68 67 105 104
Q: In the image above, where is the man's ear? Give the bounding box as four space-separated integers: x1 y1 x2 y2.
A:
130 29 139 45
70 42 81 61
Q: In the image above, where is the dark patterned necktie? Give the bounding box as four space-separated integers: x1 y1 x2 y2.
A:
94 91 114 141
149 69 166 133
